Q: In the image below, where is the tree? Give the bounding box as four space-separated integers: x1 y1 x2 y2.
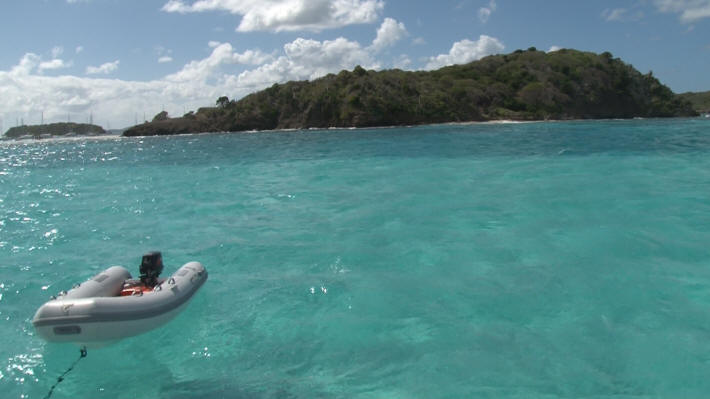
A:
353 65 367 77
152 111 168 122
216 96 230 108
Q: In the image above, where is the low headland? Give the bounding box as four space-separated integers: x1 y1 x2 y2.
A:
3 122 108 140
679 91 710 115
119 48 695 136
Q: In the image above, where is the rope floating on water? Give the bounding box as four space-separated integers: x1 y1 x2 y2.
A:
43 346 87 399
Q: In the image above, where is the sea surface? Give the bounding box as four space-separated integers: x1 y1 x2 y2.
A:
2 119 710 398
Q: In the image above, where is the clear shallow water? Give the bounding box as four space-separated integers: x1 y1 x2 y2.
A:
2 119 710 398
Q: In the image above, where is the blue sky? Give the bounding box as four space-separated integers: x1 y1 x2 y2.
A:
1 0 709 130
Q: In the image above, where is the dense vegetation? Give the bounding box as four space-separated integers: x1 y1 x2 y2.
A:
124 48 697 136
679 91 710 113
4 122 107 139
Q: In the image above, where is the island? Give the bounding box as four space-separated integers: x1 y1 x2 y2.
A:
3 122 108 139
679 90 710 115
123 48 698 137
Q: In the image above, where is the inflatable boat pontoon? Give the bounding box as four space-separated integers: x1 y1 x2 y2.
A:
32 259 207 345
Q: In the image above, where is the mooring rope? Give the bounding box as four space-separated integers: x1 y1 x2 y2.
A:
43 346 87 399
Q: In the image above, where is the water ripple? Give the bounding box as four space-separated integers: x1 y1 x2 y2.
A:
2 120 710 398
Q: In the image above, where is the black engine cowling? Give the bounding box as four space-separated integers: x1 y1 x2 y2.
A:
139 251 163 287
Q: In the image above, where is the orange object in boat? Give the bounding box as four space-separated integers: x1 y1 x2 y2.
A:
120 284 154 296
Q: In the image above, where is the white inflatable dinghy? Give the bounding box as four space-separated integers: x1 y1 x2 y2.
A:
32 259 207 345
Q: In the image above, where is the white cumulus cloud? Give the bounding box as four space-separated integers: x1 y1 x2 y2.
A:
602 7 645 22
655 0 710 22
369 17 407 52
1 32 382 129
161 0 384 32
11 53 42 76
2 22 504 130
86 60 120 75
478 0 497 23
165 43 272 83
39 59 69 72
155 46 174 63
602 8 627 21
9 52 71 75
233 37 378 91
425 35 504 70
0 43 285 129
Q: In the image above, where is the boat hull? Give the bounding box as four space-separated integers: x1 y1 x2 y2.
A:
32 262 207 345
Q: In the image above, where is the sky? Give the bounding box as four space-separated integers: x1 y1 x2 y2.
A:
1 0 709 130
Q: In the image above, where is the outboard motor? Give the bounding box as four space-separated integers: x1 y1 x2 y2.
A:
139 251 164 287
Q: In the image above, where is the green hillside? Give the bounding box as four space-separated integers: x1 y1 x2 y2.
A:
124 48 697 136
678 91 710 113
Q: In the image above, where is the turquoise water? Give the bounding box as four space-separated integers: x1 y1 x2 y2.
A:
2 119 710 398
